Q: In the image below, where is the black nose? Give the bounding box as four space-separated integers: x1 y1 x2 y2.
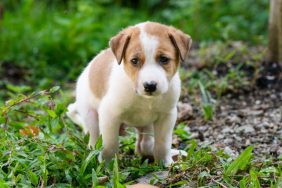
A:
143 81 157 93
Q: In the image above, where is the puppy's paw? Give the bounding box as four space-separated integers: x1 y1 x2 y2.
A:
163 157 174 167
99 149 116 164
98 152 103 163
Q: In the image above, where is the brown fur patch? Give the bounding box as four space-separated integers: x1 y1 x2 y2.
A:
144 22 181 78
122 27 144 86
90 22 191 95
89 49 115 99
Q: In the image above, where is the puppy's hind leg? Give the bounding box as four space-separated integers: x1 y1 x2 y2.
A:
135 125 154 157
67 103 83 126
67 102 99 147
83 109 100 147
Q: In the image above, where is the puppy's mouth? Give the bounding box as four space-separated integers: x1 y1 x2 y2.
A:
145 91 153 96
135 90 160 98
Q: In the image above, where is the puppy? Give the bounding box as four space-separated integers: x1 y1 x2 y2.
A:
67 21 192 166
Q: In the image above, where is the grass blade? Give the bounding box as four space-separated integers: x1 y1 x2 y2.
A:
250 169 261 188
224 146 253 177
80 150 99 176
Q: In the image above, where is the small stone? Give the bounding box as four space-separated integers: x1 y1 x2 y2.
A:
245 139 251 145
234 135 242 142
255 100 261 105
228 115 241 124
177 102 193 120
222 127 233 133
261 128 268 133
218 134 225 139
277 147 282 156
224 147 237 158
270 94 276 99
190 132 199 139
256 123 264 129
236 125 255 133
224 138 233 145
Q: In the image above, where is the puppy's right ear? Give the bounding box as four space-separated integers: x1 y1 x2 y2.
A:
109 32 131 65
168 27 192 63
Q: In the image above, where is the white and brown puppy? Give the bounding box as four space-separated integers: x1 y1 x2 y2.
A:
67 21 192 166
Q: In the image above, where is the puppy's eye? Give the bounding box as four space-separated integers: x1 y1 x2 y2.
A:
131 58 139 66
158 55 170 65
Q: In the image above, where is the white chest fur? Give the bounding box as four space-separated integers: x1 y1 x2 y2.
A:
67 21 192 166
100 64 181 127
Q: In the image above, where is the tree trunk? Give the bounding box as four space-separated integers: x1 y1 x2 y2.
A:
0 3 3 20
268 0 282 63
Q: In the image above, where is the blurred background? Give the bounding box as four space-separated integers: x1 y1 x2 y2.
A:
0 0 269 88
1 1 282 187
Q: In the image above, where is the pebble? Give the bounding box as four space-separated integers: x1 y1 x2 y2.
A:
255 100 261 105
224 138 233 145
236 125 255 133
222 127 233 133
184 86 281 161
177 102 193 120
245 139 251 145
224 146 236 158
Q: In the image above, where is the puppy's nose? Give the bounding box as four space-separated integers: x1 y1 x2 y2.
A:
143 81 157 93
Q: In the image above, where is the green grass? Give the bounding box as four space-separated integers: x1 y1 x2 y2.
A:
0 86 281 187
0 0 268 84
0 0 279 186
0 41 278 187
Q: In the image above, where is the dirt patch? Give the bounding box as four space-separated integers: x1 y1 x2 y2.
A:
185 86 281 160
179 57 282 160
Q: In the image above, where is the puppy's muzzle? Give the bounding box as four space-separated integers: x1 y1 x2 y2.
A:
143 81 157 93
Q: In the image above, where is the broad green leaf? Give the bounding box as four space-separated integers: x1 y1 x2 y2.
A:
92 168 98 188
49 86 60 93
80 150 99 175
198 81 209 103
113 156 120 187
6 84 31 93
28 170 38 186
239 177 248 188
46 109 57 118
188 139 197 159
224 146 253 176
0 179 9 188
113 156 125 188
95 136 103 150
250 169 260 188
171 180 187 186
203 104 213 121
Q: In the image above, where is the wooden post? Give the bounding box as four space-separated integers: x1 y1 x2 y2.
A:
0 3 3 20
268 0 282 62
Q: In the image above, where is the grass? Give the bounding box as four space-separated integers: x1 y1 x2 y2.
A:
0 83 281 187
0 1 279 186
0 0 268 84
0 41 280 187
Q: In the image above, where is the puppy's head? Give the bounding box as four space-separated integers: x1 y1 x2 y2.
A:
110 22 192 97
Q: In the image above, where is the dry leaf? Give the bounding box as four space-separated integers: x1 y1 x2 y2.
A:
19 125 40 137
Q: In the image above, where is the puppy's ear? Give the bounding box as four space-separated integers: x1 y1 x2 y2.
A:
168 28 192 62
109 32 131 65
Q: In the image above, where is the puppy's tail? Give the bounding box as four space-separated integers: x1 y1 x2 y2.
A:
66 103 83 126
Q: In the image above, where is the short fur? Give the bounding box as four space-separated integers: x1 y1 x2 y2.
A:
67 21 192 166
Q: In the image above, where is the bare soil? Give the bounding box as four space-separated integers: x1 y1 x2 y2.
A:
179 59 282 160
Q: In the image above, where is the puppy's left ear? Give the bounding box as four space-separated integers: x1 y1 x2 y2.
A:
168 28 192 62
109 32 131 65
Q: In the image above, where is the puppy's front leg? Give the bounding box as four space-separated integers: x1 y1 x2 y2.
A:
99 105 121 162
153 108 177 166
